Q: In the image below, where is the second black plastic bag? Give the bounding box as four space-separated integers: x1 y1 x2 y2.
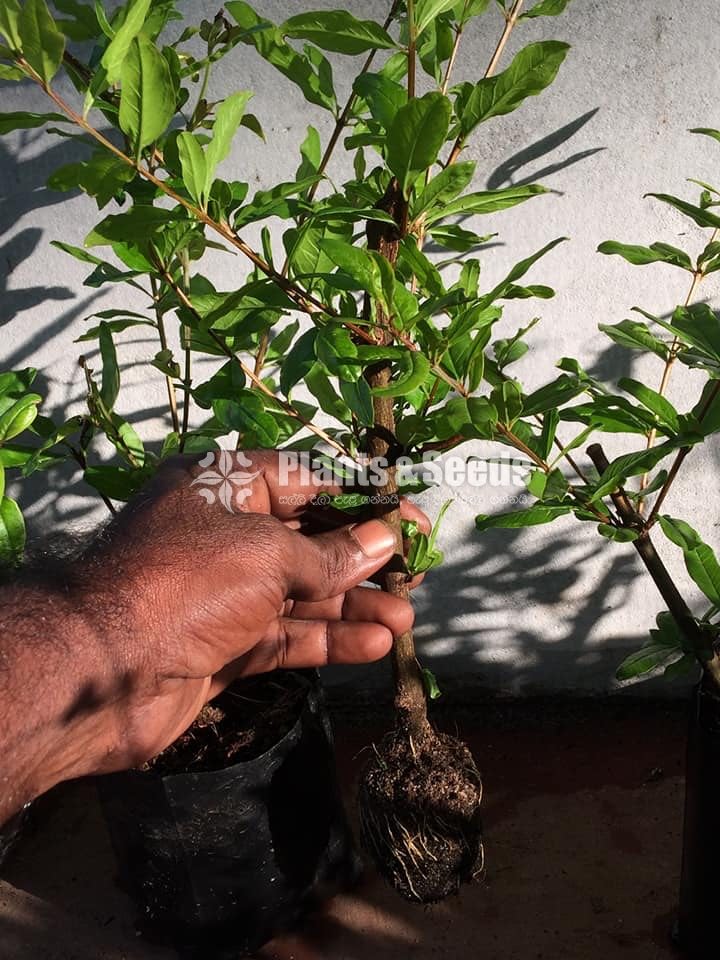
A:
98 671 360 959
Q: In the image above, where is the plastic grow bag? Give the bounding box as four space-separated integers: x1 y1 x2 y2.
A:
98 671 360 959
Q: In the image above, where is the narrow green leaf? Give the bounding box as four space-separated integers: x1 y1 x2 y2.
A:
646 193 720 231
352 72 406 129
0 111 67 135
425 183 547 224
415 0 458 35
618 378 680 431
0 0 22 49
476 504 572 530
98 322 120 412
85 205 180 247
205 91 253 191
282 11 396 54
0 496 25 566
372 351 431 397
456 41 569 138
0 63 24 80
0 394 41 442
100 0 151 84
387 92 452 197
319 238 385 303
420 666 442 700
214 393 280 447
598 319 669 360
521 0 573 18
340 377 374 426
119 34 175 157
598 240 693 271
616 643 680 681
413 162 476 217
597 522 638 543
178 132 208 207
17 0 65 85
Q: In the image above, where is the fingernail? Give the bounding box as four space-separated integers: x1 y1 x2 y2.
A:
350 519 396 558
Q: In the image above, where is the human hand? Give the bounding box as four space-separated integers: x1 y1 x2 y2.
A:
78 450 429 772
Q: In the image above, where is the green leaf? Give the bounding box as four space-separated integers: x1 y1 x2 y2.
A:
306 364 350 421
420 666 442 700
280 328 317 396
425 183 547 224
119 34 175 157
316 325 360 381
456 41 569 139
226 2 336 113
205 91 253 190
282 10 396 54
598 319 669 360
98 322 120 412
84 464 147 501
386 92 452 197
618 378 679 432
522 374 587 416
476 504 572 531
353 72 406 129
0 496 25 566
597 522 639 543
658 515 720 606
646 193 720 231
17 0 65 85
178 132 208 207
0 63 24 80
340 377 374 426
413 162 476 217
372 351 431 397
491 379 523 424
214 393 280 447
85 205 180 246
0 111 67 134
616 643 680 682
521 0 573 18
0 0 21 49
590 442 679 502
415 0 458 35
318 238 385 303
598 240 693 271
100 0 151 84
0 394 40 442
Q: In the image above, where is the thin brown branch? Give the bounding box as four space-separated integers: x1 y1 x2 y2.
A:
158 267 351 458
639 228 719 503
445 0 524 166
150 276 180 435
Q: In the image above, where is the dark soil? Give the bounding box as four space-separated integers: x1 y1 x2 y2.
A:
359 728 483 903
149 673 308 775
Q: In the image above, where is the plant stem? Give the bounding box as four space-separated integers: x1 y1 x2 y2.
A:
445 0 524 166
587 443 720 689
365 184 429 742
256 0 401 375
150 276 180 435
639 230 718 504
644 379 720 527
158 267 351 458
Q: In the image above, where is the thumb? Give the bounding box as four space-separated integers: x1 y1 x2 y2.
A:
286 519 397 602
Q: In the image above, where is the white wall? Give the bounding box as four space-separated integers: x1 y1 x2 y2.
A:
2 0 719 695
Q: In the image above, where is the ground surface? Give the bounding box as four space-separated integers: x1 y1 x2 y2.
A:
0 699 688 960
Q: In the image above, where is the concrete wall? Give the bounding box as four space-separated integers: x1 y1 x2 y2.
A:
2 0 719 695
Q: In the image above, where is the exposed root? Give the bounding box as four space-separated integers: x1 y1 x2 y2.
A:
358 727 483 903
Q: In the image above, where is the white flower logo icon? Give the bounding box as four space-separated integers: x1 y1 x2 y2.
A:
191 451 261 513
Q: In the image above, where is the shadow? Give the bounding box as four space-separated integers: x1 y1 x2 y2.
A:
0 229 74 325
486 108 605 191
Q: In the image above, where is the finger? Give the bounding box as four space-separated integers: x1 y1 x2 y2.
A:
284 519 396 602
291 586 414 636
206 618 393 698
275 619 395 670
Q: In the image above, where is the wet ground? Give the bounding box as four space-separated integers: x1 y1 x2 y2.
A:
0 698 688 960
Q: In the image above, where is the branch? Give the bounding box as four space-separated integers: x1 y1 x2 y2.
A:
158 267 351 458
445 0 525 166
587 443 720 689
